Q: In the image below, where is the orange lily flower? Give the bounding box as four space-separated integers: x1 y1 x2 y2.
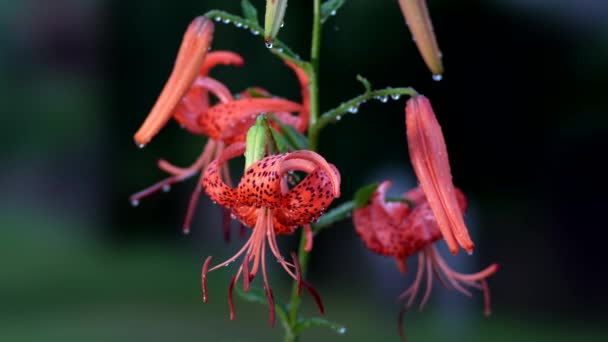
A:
406 95 475 254
131 16 310 235
353 181 498 338
201 143 341 326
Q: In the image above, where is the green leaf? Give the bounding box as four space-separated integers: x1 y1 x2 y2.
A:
353 182 379 208
241 0 259 25
270 127 288 153
321 0 346 24
293 317 347 335
312 201 355 234
356 74 372 93
271 115 309 150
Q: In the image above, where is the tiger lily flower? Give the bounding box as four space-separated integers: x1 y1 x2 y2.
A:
406 95 474 255
398 0 443 79
353 181 498 338
131 16 310 235
201 143 341 326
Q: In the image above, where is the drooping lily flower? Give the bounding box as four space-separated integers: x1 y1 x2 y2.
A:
130 16 310 235
201 142 341 326
353 181 498 338
398 0 443 79
405 95 475 254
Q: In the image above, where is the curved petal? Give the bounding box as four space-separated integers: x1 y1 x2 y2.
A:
175 76 234 134
201 142 245 207
406 95 474 254
284 60 310 132
200 51 244 76
134 17 214 146
353 181 412 257
199 98 302 143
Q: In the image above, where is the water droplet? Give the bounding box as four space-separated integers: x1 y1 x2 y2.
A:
230 213 237 220
277 48 283 53
280 21 285 28
250 29 260 35
391 94 401 100
136 143 146 149
331 10 337 16
348 105 359 114
131 199 139 207
337 327 346 334
235 22 243 28
222 18 231 24
379 96 388 103
432 74 443 81
214 16 222 22
265 41 274 49
467 250 474 256
336 115 341 121
243 25 248 29
162 184 171 192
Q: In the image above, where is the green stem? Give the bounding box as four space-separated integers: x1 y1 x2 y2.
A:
309 87 418 149
308 0 322 133
285 1 322 341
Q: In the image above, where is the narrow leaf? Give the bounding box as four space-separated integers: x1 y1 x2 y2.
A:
241 0 259 25
293 317 347 335
353 182 379 208
271 115 309 150
312 201 354 234
321 0 346 24
356 74 372 93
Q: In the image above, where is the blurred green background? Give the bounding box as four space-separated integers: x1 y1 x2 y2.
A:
1 0 607 341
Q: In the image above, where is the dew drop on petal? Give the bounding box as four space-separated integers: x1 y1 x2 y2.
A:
348 105 359 114
331 10 337 16
250 29 260 35
222 18 231 24
265 41 274 49
280 21 285 28
137 143 146 149
432 74 443 81
162 184 171 192
391 94 401 100
337 327 346 334
214 16 222 22
131 199 139 207
380 96 388 103
235 22 242 28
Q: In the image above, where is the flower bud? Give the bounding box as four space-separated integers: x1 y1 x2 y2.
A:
264 0 288 47
398 0 443 80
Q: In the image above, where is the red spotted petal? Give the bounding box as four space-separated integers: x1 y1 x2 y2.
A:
199 98 302 143
201 143 245 207
354 182 468 259
175 76 234 134
353 181 412 257
134 17 214 146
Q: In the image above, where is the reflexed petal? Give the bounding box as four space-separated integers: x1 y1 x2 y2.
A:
202 142 245 207
199 98 302 143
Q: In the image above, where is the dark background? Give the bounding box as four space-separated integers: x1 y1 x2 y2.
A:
1 0 606 341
